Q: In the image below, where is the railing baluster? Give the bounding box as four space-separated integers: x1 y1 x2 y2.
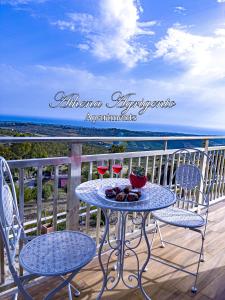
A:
37 166 43 235
128 157 135 232
209 150 215 201
163 155 169 186
169 153 175 189
144 156 149 176
213 149 219 201
120 158 123 178
86 162 93 234
66 143 82 230
216 150 223 199
197 140 209 211
175 153 181 207
157 155 163 185
192 152 197 207
19 168 25 276
215 150 220 198
53 165 59 231
138 157 141 167
110 159 115 178
181 153 187 209
151 156 156 183
19 168 25 223
128 158 133 175
220 150 225 197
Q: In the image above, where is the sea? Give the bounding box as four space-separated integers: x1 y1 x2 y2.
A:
0 115 224 135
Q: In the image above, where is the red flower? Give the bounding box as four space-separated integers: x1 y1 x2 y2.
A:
129 173 147 189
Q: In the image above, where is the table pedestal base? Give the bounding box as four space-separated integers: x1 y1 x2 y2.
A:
97 209 151 300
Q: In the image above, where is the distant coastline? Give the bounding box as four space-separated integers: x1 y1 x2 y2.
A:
0 115 224 135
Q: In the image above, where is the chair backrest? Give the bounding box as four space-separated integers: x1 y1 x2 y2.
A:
169 148 216 208
0 157 22 265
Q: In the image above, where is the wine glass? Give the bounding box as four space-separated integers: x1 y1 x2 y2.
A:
112 159 123 186
97 161 108 189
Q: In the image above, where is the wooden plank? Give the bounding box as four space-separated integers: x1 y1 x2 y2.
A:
2 201 225 300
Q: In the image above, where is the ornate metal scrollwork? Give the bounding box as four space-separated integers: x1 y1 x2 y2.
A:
97 209 151 300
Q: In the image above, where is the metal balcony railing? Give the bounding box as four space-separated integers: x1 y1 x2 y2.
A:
0 135 225 291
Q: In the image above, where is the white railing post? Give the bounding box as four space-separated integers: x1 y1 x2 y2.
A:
66 143 82 230
198 139 209 210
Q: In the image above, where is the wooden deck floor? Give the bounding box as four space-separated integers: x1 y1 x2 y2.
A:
2 201 225 300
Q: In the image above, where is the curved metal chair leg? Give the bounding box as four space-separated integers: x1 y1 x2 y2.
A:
74 287 81 297
68 284 73 300
61 276 80 297
192 233 205 293
44 270 79 300
144 221 158 272
156 221 165 248
200 239 205 262
70 283 80 297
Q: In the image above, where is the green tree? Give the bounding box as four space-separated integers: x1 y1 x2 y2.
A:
42 184 52 200
110 143 127 153
24 187 34 202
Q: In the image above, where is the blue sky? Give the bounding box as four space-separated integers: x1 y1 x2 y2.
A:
0 0 225 130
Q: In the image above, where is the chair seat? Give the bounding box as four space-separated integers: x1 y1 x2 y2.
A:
19 231 96 276
152 206 206 228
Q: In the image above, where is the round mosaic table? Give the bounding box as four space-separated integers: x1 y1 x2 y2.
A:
76 178 176 300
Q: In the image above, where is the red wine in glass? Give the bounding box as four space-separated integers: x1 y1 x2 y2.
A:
112 164 122 174
97 166 108 175
97 162 108 189
113 163 123 186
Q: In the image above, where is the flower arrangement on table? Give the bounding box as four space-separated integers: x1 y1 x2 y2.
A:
129 166 147 189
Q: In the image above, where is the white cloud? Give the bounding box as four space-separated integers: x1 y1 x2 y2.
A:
51 20 76 31
174 6 186 14
217 0 225 3
52 0 157 68
155 27 225 82
77 43 90 51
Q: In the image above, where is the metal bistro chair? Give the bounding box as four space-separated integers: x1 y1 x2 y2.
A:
150 148 216 293
0 157 96 299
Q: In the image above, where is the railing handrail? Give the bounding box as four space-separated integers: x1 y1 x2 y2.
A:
7 145 225 168
1 135 225 143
